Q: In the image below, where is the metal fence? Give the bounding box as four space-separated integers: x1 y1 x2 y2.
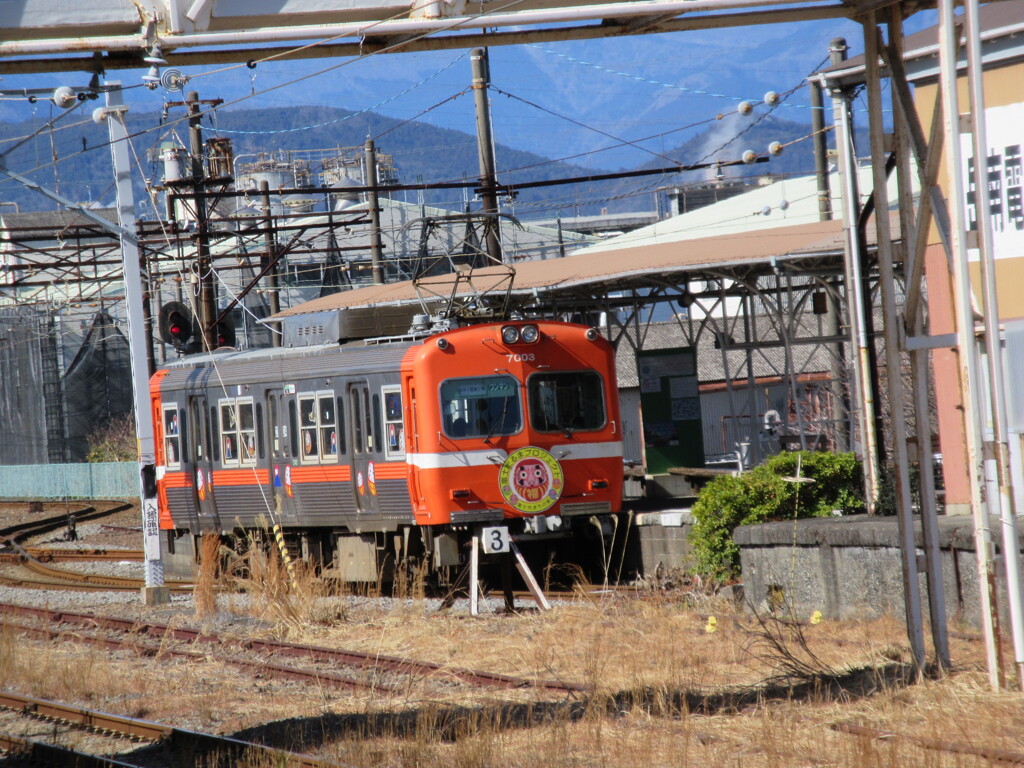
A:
0 462 139 500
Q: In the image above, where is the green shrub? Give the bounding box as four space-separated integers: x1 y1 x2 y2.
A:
689 451 864 580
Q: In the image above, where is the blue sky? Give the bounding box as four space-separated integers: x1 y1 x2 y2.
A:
0 10 935 169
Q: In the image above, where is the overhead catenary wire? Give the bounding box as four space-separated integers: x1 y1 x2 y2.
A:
0 0 539 189
210 51 471 136
529 44 819 108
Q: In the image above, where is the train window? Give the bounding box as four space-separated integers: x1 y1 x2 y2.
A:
318 392 337 461
351 393 364 454
382 387 405 458
178 408 188 463
528 372 606 433
162 404 180 468
298 394 319 463
288 400 298 457
210 406 220 462
189 400 203 461
220 400 238 465
238 399 256 466
362 389 373 452
372 393 383 454
439 375 521 439
255 403 265 460
335 397 347 455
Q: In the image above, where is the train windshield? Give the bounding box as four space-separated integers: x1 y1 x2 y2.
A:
440 375 522 439
528 372 606 433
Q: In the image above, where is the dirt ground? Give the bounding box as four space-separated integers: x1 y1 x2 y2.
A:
0 501 1022 767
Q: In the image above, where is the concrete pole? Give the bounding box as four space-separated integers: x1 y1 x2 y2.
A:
812 70 847 450
187 91 216 351
963 0 1024 689
826 37 880 512
364 139 385 285
102 85 169 604
811 81 832 222
471 48 503 264
937 0 1001 690
258 180 281 347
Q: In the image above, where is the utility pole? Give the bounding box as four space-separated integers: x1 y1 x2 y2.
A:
182 91 218 351
471 48 502 264
364 139 385 285
259 181 281 347
811 81 832 222
101 85 169 605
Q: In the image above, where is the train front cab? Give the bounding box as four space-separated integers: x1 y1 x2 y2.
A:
404 320 623 573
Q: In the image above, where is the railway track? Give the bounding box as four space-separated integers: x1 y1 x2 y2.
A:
0 556 194 593
22 546 144 562
0 602 587 696
1 502 653 607
0 691 344 767
0 501 190 592
0 501 133 544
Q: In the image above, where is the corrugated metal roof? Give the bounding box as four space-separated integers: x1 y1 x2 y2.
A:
613 312 841 388
275 215 856 318
572 164 908 254
819 0 1024 86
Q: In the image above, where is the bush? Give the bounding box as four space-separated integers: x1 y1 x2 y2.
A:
689 451 864 580
85 413 138 462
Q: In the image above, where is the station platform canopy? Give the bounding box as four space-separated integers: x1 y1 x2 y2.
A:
273 214 873 326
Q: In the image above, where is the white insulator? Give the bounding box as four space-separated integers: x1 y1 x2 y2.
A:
52 86 76 108
779 199 790 211
768 141 784 156
761 206 772 216
763 90 780 107
741 149 757 164
738 100 753 116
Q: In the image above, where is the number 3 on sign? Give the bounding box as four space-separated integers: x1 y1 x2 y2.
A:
480 526 510 554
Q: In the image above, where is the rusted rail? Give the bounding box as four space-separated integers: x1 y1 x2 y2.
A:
0 617 400 692
0 691 343 767
0 501 132 543
831 721 1024 764
24 547 144 562
0 602 587 694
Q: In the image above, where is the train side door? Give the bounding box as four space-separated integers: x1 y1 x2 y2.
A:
187 394 220 530
266 390 297 521
348 381 380 515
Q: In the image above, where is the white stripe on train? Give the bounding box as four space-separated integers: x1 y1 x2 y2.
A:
406 441 622 469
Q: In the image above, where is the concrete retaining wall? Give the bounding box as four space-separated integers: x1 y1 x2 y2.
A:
734 514 1021 628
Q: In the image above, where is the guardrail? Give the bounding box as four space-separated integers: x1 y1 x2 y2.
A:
0 462 138 500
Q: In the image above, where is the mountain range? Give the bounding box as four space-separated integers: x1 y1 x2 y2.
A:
0 11 919 218
0 103 831 220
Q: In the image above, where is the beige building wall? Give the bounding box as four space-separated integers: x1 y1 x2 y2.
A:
914 61 1024 513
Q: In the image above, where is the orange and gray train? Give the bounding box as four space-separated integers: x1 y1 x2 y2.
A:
150 320 623 578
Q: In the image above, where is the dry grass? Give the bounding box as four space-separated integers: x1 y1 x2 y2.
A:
218 536 349 635
1 587 1021 768
193 532 221 620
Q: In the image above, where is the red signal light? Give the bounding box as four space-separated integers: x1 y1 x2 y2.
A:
159 301 194 350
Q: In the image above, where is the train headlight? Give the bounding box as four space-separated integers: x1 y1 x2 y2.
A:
520 324 539 343
585 327 599 341
501 325 520 344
